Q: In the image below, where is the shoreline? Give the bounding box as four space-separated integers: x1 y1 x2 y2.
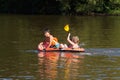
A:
0 13 120 16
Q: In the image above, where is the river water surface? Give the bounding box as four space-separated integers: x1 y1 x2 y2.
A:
0 15 120 80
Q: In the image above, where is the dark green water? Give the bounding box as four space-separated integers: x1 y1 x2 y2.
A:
0 15 120 80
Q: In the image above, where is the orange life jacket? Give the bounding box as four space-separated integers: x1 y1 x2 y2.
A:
51 37 58 46
43 37 59 48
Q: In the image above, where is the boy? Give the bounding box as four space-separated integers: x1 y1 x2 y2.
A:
60 33 80 49
38 29 60 50
67 33 79 48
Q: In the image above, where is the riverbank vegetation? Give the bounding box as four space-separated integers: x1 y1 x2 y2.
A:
0 0 120 15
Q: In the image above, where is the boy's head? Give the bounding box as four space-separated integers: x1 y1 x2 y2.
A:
72 36 79 44
44 29 51 37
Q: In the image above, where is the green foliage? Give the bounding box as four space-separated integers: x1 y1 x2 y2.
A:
0 0 120 15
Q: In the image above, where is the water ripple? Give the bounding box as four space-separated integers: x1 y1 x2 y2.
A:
86 48 120 56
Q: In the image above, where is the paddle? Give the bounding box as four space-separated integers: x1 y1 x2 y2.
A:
64 24 70 32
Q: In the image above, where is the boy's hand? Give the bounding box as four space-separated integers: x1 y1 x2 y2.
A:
68 33 71 37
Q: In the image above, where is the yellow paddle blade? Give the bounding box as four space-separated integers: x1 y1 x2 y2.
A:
64 24 69 32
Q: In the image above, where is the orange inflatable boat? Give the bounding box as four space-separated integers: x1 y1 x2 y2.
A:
38 48 85 52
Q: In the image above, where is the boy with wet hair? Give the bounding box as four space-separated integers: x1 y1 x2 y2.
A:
67 33 80 48
38 29 60 50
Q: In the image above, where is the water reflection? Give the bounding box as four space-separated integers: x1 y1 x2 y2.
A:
38 52 84 80
38 52 59 79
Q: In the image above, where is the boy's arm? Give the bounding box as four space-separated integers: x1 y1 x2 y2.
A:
40 42 43 44
67 33 75 45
